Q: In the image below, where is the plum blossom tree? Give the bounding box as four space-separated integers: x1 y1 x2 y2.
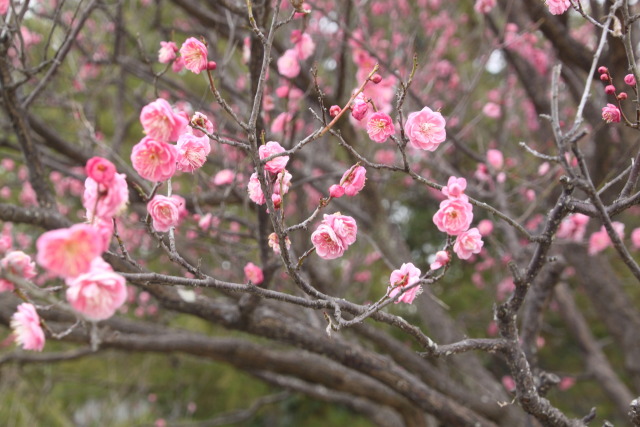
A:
4 0 640 426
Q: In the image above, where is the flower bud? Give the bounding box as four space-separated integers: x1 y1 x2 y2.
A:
624 73 636 86
329 105 341 117
206 61 217 71
370 73 382 84
618 92 628 100
329 184 345 198
605 85 616 94
599 74 609 82
597 66 608 74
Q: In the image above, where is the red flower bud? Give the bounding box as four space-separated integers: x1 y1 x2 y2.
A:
598 66 608 74
206 61 217 71
605 85 616 94
370 73 383 84
600 74 609 82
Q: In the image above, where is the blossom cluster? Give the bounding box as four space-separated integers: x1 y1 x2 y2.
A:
311 213 358 260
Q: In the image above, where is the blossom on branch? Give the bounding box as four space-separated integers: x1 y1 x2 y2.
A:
601 103 621 123
11 303 45 351
131 137 179 182
140 98 188 143
147 195 182 232
179 37 209 74
36 224 103 278
388 263 422 304
405 106 446 151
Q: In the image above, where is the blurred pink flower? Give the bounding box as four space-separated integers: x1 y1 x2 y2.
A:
36 224 103 278
441 176 467 199
244 262 264 284
277 49 300 79
547 0 571 15
430 250 450 270
0 251 37 292
85 157 116 184
83 173 129 222
11 303 45 351
351 95 369 121
268 232 291 255
291 30 315 60
486 149 504 169
158 41 178 64
66 269 127 321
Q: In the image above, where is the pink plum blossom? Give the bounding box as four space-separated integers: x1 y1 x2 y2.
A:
291 30 315 60
351 94 369 121
453 228 484 260
477 219 494 236
340 165 366 196
601 104 621 123
430 251 450 270
388 263 422 304
556 214 590 242
85 157 116 184
259 141 289 174
588 222 625 255
366 112 395 143
247 173 266 205
329 184 345 198
140 98 188 143
179 37 208 74
190 111 214 137
546 0 571 15
147 195 182 232
311 224 345 260
176 133 211 172
322 213 358 247
0 251 37 292
158 41 178 64
83 172 129 221
268 232 291 254
36 224 103 278
11 303 45 351
244 262 264 284
482 102 501 118
66 269 127 321
441 176 467 199
277 48 301 79
486 149 504 169
433 198 474 236
131 137 179 182
213 169 236 186
404 106 447 151
625 74 637 86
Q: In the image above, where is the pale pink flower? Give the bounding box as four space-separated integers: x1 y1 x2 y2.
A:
433 198 474 236
430 251 450 270
270 112 294 135
10 303 45 351
274 170 292 195
486 149 504 169
602 104 621 123
323 213 358 247
588 222 625 255
557 213 589 242
340 165 366 196
454 228 484 260
291 30 315 60
179 37 208 74
36 224 103 278
311 224 345 259
366 112 395 143
351 95 369 121
66 269 127 321
176 133 211 172
631 227 640 249
190 111 214 137
268 232 291 255
477 219 494 236
147 195 181 232
140 98 188 143
158 41 178 64
243 262 264 284
482 102 501 118
405 107 447 151
441 176 467 199
474 0 496 14
213 169 236 186
247 173 266 205
388 262 422 304
277 48 301 79
85 157 116 184
83 172 129 221
0 251 37 292
259 141 289 173
546 0 571 15
131 137 179 182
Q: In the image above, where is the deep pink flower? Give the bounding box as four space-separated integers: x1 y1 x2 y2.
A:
83 172 129 221
547 0 571 15
0 251 37 292
36 224 103 278
277 48 301 79
244 262 264 285
140 98 188 143
147 195 182 232
85 157 116 184
247 173 266 205
329 184 345 198
405 107 447 151
179 37 208 74
131 137 179 182
329 105 341 117
388 262 422 304
625 74 637 86
430 251 450 270
323 213 358 247
602 104 621 123
366 112 395 143
176 133 211 172
340 165 366 196
66 268 127 321
259 141 289 174
158 41 178 64
311 224 345 259
454 228 484 260
433 198 474 236
11 303 45 351
351 95 369 121
441 176 467 199
190 111 214 137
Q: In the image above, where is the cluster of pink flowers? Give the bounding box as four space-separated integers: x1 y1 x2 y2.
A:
433 176 484 262
387 262 422 304
268 232 291 255
247 170 292 207
311 213 357 260
330 165 367 199
404 106 447 151
259 141 289 174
